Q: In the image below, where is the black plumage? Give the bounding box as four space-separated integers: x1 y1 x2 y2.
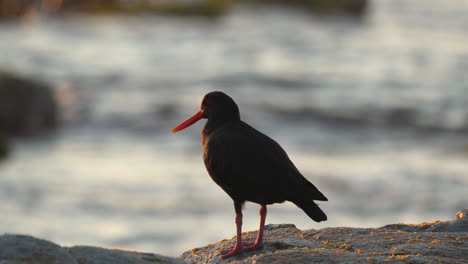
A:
172 91 327 258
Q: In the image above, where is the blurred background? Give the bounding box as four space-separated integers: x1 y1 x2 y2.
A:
1 0 468 257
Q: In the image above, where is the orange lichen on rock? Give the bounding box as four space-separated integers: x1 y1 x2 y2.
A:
312 247 328 250
389 254 422 260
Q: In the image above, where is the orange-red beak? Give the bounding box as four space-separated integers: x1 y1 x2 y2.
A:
172 110 204 133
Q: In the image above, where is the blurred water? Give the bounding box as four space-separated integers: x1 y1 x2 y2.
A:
1 0 468 256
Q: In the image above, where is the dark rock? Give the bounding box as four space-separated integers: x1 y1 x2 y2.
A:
66 246 183 264
181 210 468 263
0 135 8 159
0 71 58 136
0 0 33 18
0 0 232 17
0 234 183 264
0 0 368 18
266 0 368 15
0 234 77 264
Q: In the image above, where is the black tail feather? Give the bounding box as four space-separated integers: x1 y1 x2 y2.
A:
301 177 328 201
293 200 327 222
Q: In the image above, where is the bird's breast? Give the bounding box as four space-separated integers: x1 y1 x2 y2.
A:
202 128 241 191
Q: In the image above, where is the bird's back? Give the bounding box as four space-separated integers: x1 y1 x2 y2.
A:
203 121 327 206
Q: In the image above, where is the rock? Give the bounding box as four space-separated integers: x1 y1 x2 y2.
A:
0 235 77 264
0 234 183 264
275 0 368 15
0 71 58 136
381 209 468 232
0 135 8 159
181 210 468 264
1 210 467 264
0 0 32 18
66 246 183 264
0 0 232 17
1 0 367 18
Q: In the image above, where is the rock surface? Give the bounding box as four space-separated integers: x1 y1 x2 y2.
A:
1 210 466 264
0 234 183 264
182 209 468 264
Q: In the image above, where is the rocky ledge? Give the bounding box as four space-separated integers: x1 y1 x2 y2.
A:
1 210 467 264
182 209 468 264
0 235 183 264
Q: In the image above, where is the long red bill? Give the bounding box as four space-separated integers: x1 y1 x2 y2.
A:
172 110 204 133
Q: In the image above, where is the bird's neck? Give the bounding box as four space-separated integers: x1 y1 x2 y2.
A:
202 116 240 139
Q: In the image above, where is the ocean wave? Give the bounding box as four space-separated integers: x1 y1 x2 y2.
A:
262 104 468 133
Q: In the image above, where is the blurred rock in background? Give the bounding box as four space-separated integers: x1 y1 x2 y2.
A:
0 71 58 136
0 0 368 18
0 135 7 159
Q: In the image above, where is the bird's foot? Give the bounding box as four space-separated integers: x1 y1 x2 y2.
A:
220 241 262 259
220 245 243 259
243 240 262 251
241 241 255 248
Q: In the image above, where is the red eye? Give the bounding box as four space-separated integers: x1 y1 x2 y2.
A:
205 98 213 105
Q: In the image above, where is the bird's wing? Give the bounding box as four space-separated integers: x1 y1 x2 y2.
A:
206 122 327 202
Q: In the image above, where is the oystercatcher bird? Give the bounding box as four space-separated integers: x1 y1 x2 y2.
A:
172 91 327 258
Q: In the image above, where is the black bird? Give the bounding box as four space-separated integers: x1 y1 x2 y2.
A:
172 91 327 258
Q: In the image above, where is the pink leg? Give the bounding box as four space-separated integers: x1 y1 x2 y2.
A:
244 205 267 250
220 203 245 259
220 204 267 259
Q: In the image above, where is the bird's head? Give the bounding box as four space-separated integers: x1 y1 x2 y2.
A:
172 91 240 133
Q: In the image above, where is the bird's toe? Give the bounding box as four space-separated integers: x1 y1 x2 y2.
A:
220 246 243 259
243 241 262 251
242 241 255 247
220 247 235 255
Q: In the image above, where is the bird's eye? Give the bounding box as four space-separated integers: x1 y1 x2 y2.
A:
205 98 213 105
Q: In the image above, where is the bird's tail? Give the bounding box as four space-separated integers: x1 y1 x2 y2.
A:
293 200 327 222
